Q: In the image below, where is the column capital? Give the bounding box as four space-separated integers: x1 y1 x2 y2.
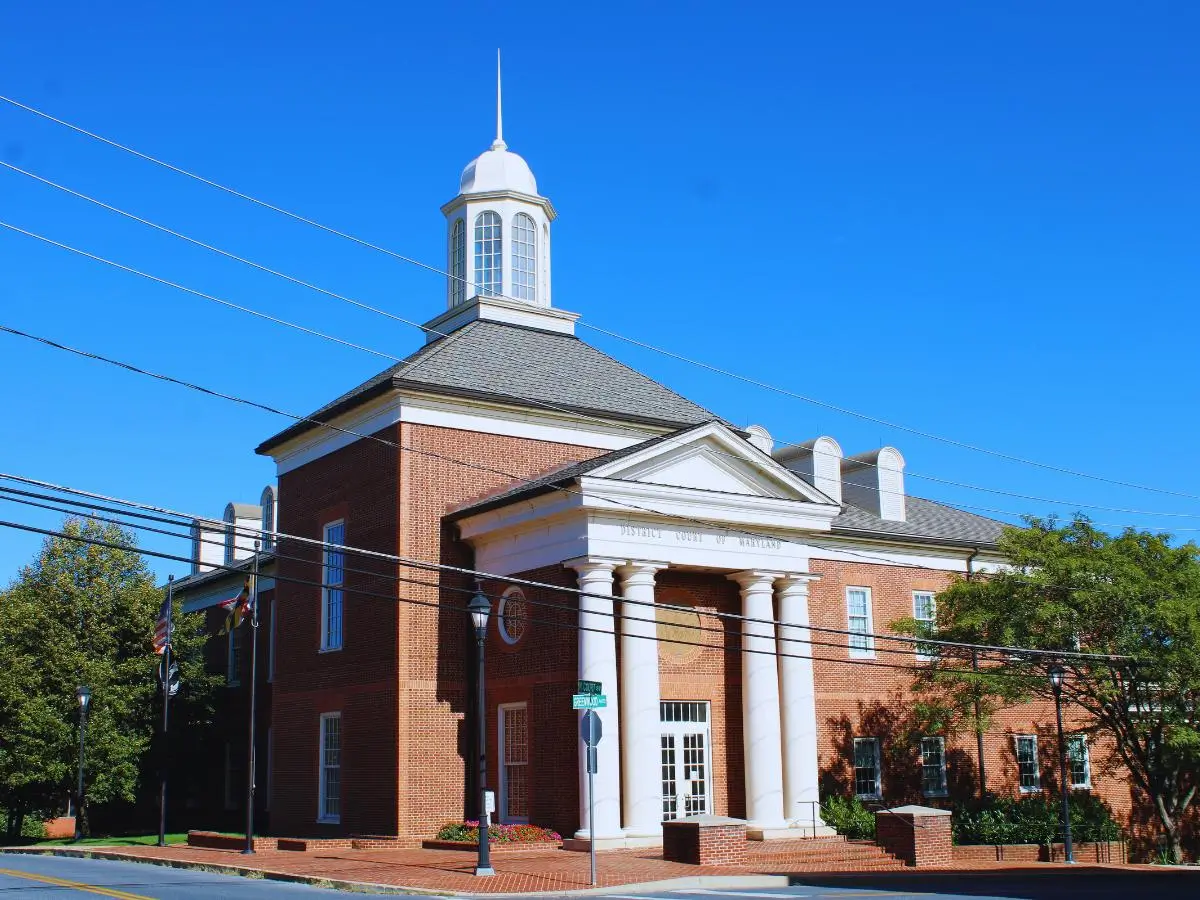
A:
775 573 821 593
616 560 669 586
727 569 785 591
563 556 625 577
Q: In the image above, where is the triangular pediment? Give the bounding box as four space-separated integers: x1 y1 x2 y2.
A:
584 423 836 505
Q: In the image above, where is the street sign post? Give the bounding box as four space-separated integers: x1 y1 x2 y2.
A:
572 693 607 709
579 709 603 887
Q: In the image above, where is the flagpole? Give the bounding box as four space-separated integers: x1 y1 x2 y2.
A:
157 575 174 848
243 545 260 855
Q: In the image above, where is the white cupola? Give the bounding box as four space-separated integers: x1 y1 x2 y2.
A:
436 53 559 327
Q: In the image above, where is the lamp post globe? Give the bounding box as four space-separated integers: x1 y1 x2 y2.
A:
73 685 91 842
468 581 494 876
1048 664 1074 863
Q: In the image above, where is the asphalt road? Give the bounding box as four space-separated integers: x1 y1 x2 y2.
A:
1 854 1197 898
0 853 348 898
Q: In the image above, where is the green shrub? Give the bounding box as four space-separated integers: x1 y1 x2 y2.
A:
820 795 875 840
952 793 1122 845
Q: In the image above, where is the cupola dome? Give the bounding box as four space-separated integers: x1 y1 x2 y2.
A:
460 143 537 196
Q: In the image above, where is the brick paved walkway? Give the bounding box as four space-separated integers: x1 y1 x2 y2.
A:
37 839 1112 894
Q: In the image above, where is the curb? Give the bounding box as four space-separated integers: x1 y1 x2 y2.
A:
0 847 791 896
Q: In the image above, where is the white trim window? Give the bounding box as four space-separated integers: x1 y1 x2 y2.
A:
223 742 236 811
920 736 948 797
318 713 342 823
1015 735 1040 792
853 737 882 799
268 596 276 683
846 587 875 658
913 590 937 660
449 218 466 306
511 213 537 302
227 627 241 686
1067 734 1091 789
474 210 502 297
499 703 530 823
321 520 345 651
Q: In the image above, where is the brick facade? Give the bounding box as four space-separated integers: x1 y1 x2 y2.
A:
249 417 1156 847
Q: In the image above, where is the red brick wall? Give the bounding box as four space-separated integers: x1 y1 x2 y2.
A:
271 418 602 839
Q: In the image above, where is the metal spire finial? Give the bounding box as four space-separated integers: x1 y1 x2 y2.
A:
492 49 507 150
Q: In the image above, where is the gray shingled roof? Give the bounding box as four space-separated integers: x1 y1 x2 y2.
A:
833 496 1007 546
257 321 720 453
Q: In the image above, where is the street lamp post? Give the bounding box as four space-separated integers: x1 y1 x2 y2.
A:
1049 665 1075 864
74 685 92 842
468 582 494 877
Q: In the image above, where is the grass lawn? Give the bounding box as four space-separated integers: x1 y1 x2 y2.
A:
34 833 190 847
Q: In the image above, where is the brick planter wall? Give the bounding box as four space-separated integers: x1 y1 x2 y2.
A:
874 806 953 868
663 817 748 866
953 841 1127 864
187 831 278 851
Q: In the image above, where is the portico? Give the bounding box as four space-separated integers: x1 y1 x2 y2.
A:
454 421 843 844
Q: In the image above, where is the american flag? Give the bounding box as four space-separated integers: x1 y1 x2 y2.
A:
153 593 172 655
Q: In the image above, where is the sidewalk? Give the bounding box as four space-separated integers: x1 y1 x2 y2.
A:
0 840 1133 896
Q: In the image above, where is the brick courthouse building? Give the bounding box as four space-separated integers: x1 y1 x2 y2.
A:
176 112 1136 846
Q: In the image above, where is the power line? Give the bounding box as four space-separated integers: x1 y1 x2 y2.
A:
0 469 1131 663
3 159 1196 524
0 220 398 362
0 489 992 665
3 93 1195 504
0 513 1108 679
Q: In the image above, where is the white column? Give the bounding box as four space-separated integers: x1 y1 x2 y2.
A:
565 557 624 840
776 574 825 828
729 570 787 830
617 560 668 837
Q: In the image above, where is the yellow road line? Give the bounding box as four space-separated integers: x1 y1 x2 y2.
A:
0 866 157 900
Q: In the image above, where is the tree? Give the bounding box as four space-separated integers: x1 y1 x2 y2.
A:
903 517 1200 862
0 518 218 839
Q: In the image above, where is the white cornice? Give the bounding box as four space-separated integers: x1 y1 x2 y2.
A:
267 389 662 475
441 189 558 220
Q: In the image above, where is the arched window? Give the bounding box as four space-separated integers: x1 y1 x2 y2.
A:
511 213 536 302
448 219 466 306
474 211 502 297
497 586 528 645
260 486 276 552
223 504 236 565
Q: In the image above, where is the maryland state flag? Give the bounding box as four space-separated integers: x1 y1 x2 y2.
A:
218 577 253 635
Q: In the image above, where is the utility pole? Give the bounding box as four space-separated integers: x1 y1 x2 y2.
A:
243 546 260 855
158 575 174 847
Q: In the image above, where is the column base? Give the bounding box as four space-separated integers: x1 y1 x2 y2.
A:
563 834 663 852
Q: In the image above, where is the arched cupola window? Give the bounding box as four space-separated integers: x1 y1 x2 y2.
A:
511 213 536 303
260 486 276 552
223 503 236 565
448 219 466 307
474 210 502 297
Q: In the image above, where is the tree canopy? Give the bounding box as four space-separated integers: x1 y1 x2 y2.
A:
0 518 218 838
907 517 1200 862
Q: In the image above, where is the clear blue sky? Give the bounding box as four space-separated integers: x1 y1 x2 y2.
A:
2 1 1198 583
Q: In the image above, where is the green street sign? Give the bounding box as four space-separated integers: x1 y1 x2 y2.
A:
572 693 607 709
577 679 602 695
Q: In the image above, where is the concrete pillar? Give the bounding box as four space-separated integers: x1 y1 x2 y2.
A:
728 570 787 831
617 560 668 837
776 574 825 829
565 557 624 840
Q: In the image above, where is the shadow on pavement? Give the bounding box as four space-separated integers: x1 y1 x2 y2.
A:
783 866 1199 899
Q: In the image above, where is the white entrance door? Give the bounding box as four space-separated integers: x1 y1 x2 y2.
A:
660 701 713 821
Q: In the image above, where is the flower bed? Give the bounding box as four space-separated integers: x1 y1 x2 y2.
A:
423 821 562 851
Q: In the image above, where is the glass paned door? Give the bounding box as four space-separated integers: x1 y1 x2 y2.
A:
660 701 712 821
